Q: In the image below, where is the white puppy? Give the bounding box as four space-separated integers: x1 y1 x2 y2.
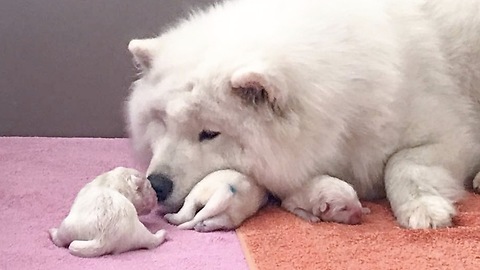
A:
164 169 267 232
282 176 370 225
49 167 166 257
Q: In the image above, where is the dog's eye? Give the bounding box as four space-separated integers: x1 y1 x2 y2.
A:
198 130 221 142
339 206 348 211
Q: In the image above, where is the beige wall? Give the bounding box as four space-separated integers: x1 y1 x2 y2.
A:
0 0 214 137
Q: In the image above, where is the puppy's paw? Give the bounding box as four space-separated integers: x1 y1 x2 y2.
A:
193 221 219 232
49 228 58 242
193 218 234 232
362 207 371 215
395 195 456 229
153 230 167 246
164 213 184 225
291 208 320 223
473 172 480 193
49 228 64 247
176 220 197 230
143 230 168 250
305 215 321 223
193 221 207 232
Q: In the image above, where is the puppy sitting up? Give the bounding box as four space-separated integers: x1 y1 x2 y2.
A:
282 175 370 225
49 167 167 257
164 169 267 232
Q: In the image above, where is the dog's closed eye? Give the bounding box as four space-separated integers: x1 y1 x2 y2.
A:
198 130 221 142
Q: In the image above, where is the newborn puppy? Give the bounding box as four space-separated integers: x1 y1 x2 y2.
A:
164 169 267 232
49 167 166 257
282 175 369 224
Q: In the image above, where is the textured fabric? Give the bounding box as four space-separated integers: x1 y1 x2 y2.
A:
237 194 480 270
0 137 248 270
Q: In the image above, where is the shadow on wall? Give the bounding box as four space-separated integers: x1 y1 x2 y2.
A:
0 0 214 138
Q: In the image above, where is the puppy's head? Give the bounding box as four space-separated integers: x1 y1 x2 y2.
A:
311 177 365 225
99 167 157 215
127 173 158 216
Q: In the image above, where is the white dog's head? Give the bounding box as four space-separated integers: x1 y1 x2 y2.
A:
126 36 295 211
124 5 364 211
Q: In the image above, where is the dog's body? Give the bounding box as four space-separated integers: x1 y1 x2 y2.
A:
164 169 267 232
126 0 480 229
49 167 166 257
282 175 369 225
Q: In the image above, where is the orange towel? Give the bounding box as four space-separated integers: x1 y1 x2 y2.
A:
237 192 480 270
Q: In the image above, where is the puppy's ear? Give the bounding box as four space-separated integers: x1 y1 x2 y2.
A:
230 64 287 115
128 38 159 72
312 202 329 217
130 175 145 190
319 202 330 213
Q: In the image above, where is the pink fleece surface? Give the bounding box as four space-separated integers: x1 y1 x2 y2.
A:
0 137 248 270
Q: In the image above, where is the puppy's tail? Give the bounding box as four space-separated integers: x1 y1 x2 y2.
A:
68 239 106 258
177 184 236 230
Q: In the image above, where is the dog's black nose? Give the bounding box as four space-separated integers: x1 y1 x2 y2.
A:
147 173 173 201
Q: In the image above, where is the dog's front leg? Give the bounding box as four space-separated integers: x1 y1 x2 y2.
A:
385 143 466 229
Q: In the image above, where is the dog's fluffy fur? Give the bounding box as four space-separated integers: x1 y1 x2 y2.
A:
126 0 480 229
164 169 266 232
282 175 369 225
49 167 166 257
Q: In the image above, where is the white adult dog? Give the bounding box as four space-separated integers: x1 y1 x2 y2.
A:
126 0 480 229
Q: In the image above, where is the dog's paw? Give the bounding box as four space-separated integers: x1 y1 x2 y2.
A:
473 172 480 193
395 195 456 229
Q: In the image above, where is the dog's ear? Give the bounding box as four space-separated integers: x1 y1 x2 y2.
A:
230 64 287 115
128 38 158 72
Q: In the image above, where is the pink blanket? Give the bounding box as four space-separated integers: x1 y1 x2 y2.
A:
0 137 248 270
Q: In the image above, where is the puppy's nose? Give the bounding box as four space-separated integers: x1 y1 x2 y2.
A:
348 210 362 225
147 173 173 201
